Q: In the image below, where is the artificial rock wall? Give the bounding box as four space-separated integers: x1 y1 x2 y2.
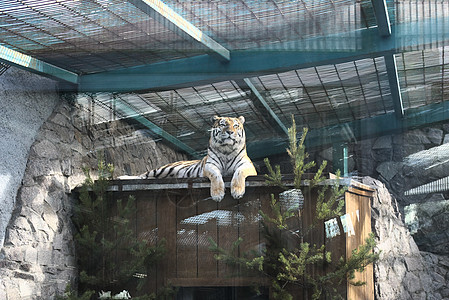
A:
363 177 448 300
0 67 60 248
353 127 449 255
0 99 187 299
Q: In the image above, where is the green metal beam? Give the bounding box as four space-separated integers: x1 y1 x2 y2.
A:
371 0 404 118
332 142 349 176
247 101 449 159
78 17 449 92
236 78 288 137
114 97 200 158
0 45 78 84
128 0 230 62
384 54 404 118
371 0 391 37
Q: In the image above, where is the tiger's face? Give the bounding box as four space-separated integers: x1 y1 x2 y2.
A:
210 116 246 148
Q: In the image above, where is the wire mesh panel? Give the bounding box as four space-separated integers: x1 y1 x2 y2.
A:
397 46 449 109
247 56 395 131
164 0 370 50
0 0 206 73
0 61 10 75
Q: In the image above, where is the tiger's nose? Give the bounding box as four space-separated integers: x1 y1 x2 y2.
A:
226 130 232 135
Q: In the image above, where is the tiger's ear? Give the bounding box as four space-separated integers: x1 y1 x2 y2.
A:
238 116 245 124
211 115 220 123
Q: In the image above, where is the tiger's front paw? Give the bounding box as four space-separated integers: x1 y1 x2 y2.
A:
231 180 245 199
210 181 225 202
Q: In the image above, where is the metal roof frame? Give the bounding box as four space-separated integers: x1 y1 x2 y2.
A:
128 0 230 62
384 54 404 118
235 78 288 137
78 16 449 92
112 94 200 158
248 100 449 159
2 0 449 159
0 44 78 84
371 0 391 38
371 0 403 118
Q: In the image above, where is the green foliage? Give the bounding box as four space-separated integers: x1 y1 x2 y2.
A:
210 117 379 300
259 194 295 230
64 157 169 299
315 170 346 222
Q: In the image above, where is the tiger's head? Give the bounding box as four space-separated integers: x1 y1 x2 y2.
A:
210 116 246 152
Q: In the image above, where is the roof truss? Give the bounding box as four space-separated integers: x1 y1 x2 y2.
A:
248 101 449 159
0 44 78 84
235 78 288 137
114 96 200 158
384 54 404 118
128 0 230 62
78 16 449 93
371 0 391 37
372 0 404 118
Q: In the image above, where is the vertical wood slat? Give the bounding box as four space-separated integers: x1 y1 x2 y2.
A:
324 189 348 298
302 188 325 300
217 194 240 279
157 192 177 289
238 188 263 278
197 197 219 278
176 192 198 278
136 191 158 294
345 191 374 300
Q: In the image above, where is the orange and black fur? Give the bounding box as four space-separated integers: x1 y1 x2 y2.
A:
120 116 257 201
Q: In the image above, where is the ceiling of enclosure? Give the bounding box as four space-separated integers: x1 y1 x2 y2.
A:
1 0 449 158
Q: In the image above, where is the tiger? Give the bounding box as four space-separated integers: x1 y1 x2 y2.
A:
119 116 257 202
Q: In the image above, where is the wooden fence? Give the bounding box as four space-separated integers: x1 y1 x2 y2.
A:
106 176 374 299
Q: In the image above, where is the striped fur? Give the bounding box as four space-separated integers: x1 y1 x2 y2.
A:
120 116 257 201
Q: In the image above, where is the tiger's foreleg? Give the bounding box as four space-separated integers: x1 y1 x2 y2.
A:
203 163 225 202
231 162 257 199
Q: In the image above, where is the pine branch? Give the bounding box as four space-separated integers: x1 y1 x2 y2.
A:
264 158 286 189
71 158 167 298
209 117 378 300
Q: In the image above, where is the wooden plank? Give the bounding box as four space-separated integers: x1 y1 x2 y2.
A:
136 191 158 294
348 186 375 197
217 194 240 279
345 192 359 300
238 187 263 278
157 192 177 288
197 197 219 279
0 44 78 83
324 194 347 298
111 175 376 192
345 193 374 300
359 193 374 300
176 192 198 278
300 188 325 300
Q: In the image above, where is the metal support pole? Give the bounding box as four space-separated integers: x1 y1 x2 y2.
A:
332 142 348 176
